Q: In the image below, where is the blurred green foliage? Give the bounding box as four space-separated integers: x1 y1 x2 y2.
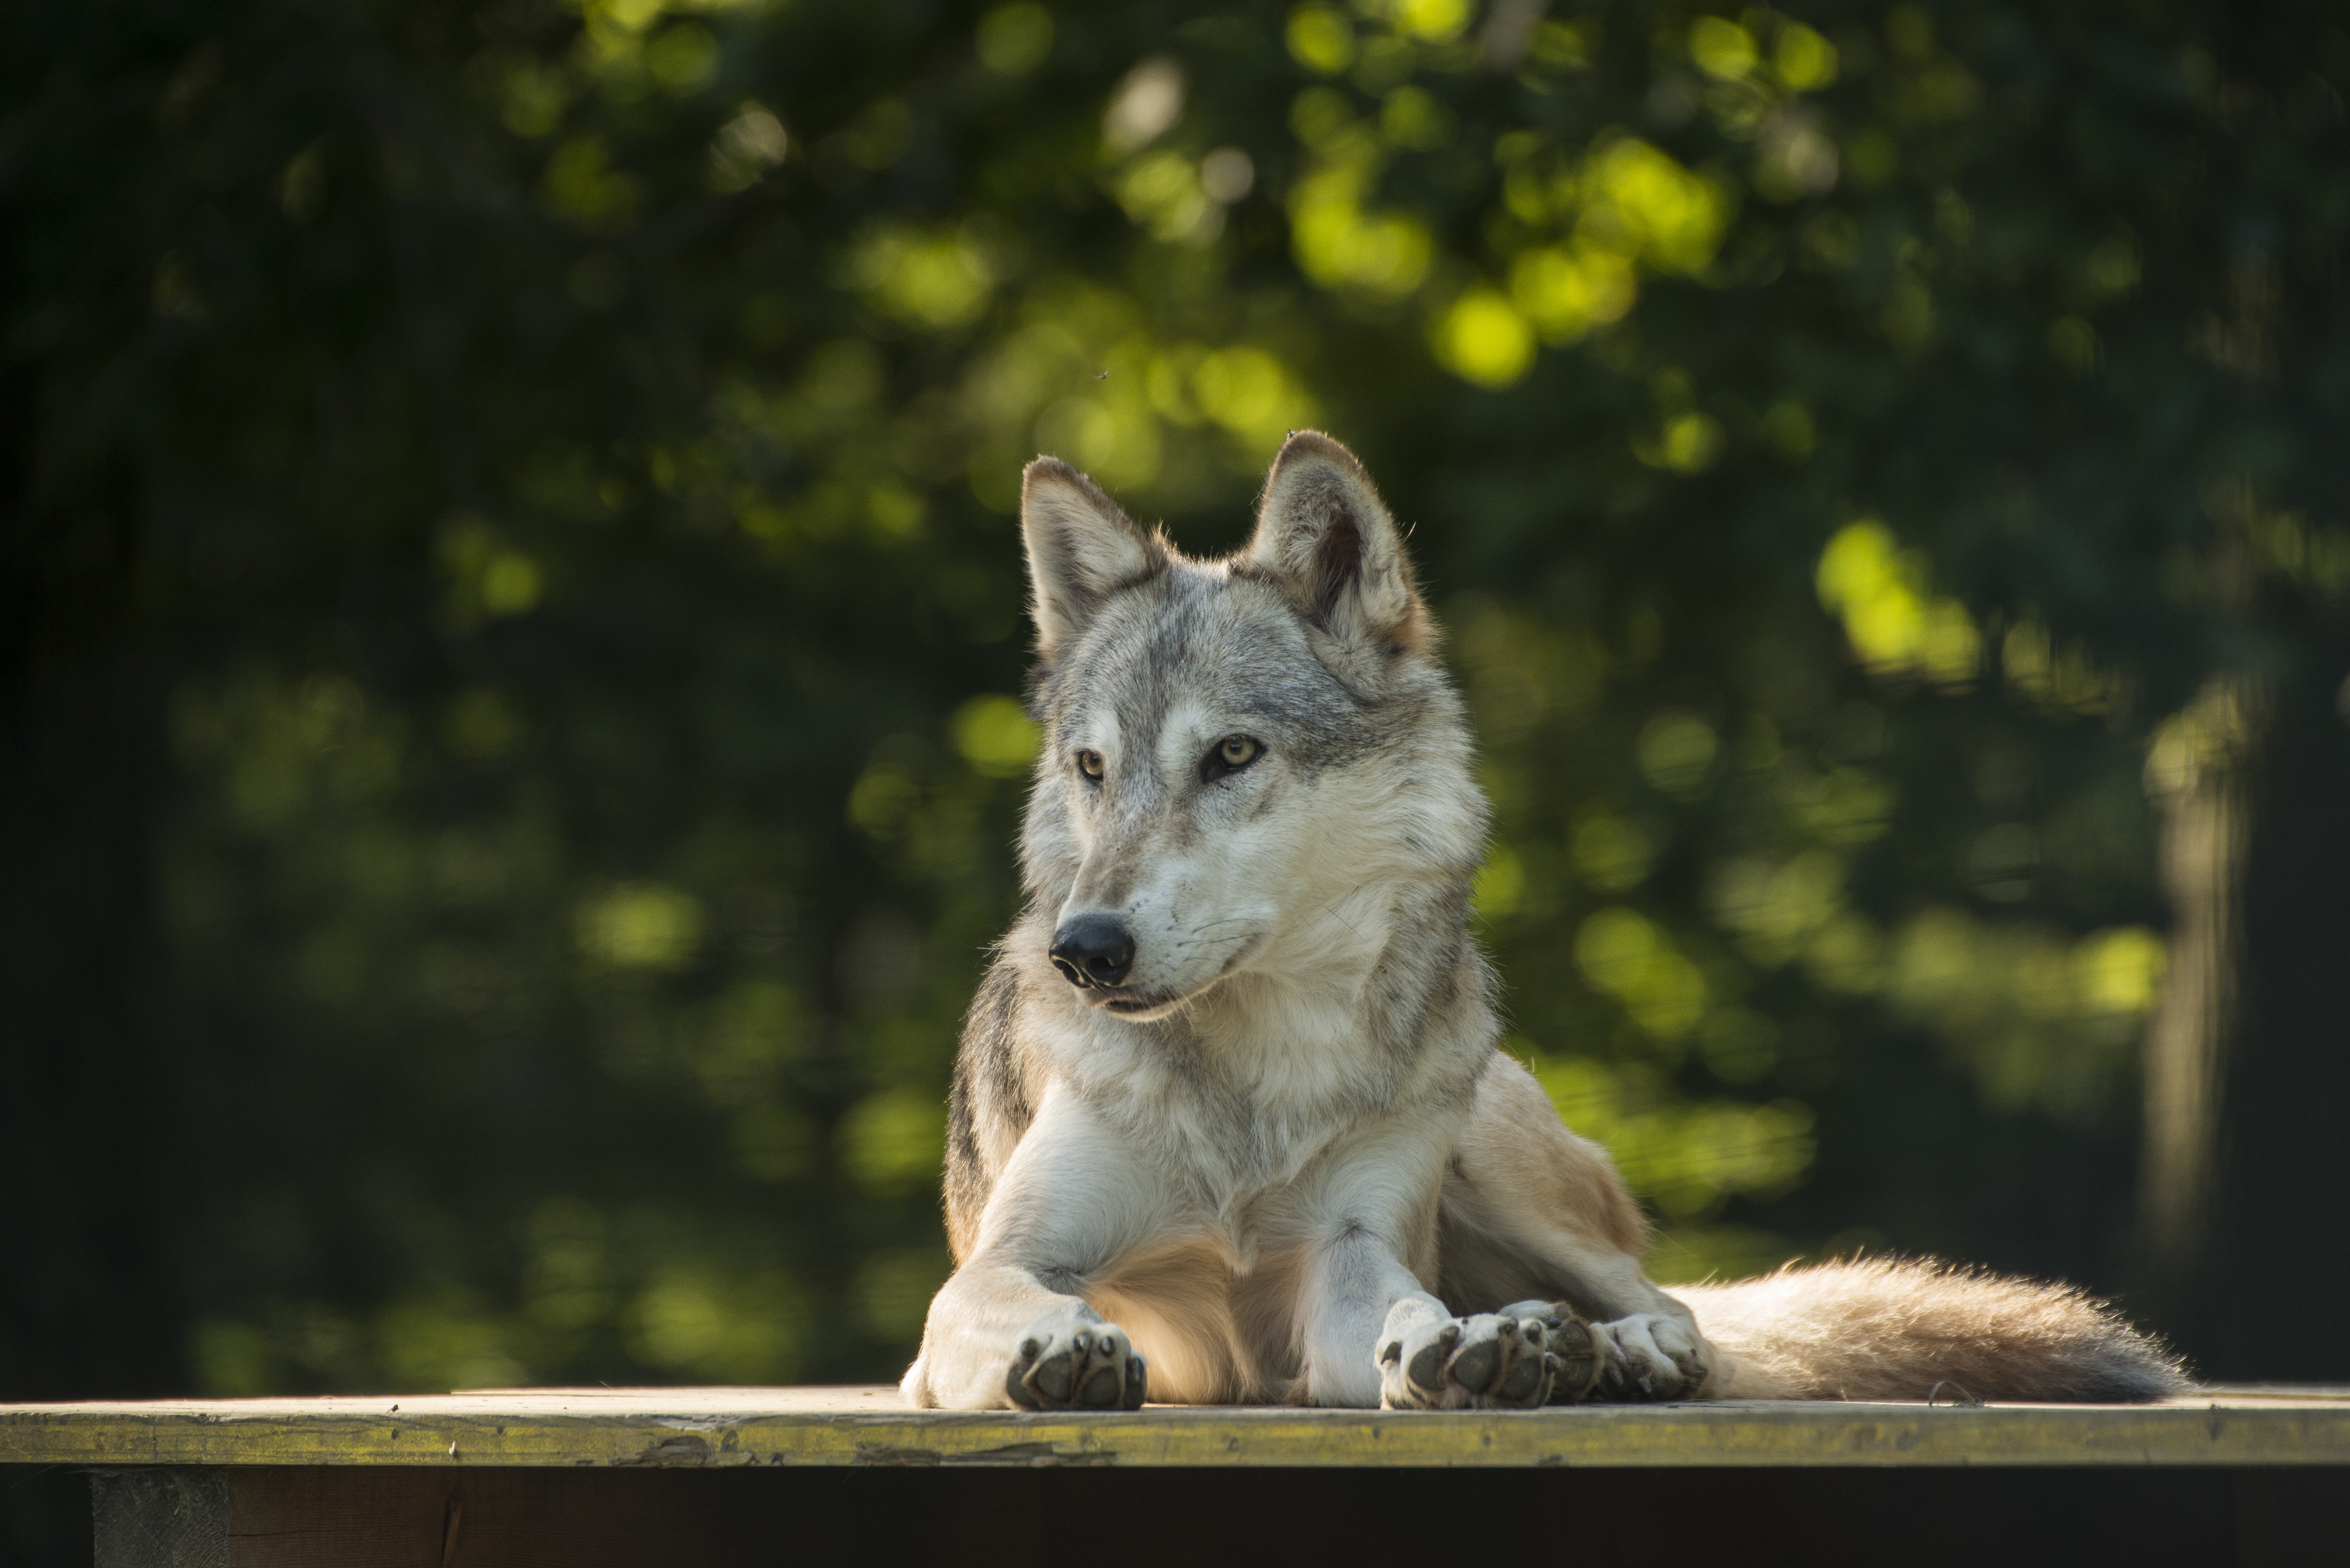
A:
7 0 2345 1394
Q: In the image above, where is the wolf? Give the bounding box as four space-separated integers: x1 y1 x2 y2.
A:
901 432 2187 1411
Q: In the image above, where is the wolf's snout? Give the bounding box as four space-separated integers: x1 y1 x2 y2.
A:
1049 916 1135 989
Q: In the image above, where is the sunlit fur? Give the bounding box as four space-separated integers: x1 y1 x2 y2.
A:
901 432 2188 1412
1682 1260 2188 1400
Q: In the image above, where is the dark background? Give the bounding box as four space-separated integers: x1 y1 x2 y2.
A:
5 0 2348 1556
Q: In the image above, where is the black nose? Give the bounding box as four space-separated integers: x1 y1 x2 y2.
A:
1049 915 1135 989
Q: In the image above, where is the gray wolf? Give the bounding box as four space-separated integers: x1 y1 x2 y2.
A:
902 432 2187 1410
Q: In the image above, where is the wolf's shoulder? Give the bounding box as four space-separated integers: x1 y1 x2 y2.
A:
953 945 1047 1114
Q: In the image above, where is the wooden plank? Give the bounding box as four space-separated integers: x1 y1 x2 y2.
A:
219 1468 767 1568
91 1470 227 1568
78 1464 2349 1568
7 1387 2349 1469
216 1466 2350 1567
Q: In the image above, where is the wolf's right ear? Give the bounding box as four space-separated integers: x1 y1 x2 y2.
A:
1021 458 1164 663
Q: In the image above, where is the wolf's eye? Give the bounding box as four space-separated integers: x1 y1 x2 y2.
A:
1077 749 1105 781
1202 734 1263 782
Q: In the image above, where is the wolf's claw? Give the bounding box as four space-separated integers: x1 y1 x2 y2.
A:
1005 1307 1147 1410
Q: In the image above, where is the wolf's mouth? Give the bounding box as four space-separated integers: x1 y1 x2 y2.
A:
1093 992 1178 1015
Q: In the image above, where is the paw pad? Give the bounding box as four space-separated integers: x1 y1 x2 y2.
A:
1005 1310 1148 1411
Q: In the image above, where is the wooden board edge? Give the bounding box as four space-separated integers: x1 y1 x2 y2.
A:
5 1405 2349 1469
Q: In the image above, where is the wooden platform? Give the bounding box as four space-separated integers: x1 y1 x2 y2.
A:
5 1384 2347 1469
9 1389 2347 1567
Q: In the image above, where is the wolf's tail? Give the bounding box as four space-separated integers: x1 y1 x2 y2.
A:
1673 1258 2189 1402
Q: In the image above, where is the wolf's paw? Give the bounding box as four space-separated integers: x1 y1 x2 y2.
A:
1378 1301 1579 1410
1005 1305 1147 1410
1580 1312 1713 1402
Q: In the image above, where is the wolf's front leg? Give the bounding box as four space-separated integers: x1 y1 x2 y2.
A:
1293 1222 1445 1407
1292 1127 1571 1411
901 1090 1158 1410
907 1260 1147 1411
1374 1295 1603 1409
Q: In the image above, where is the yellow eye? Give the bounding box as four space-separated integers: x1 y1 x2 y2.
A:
1077 749 1104 780
1220 736 1258 767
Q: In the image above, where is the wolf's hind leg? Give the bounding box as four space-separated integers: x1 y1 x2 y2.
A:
1581 1311 1713 1402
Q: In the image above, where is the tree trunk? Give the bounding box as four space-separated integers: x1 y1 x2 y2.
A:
2204 626 2350 1379
2138 677 2257 1307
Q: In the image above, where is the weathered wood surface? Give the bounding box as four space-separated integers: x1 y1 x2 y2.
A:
6 1385 2348 1469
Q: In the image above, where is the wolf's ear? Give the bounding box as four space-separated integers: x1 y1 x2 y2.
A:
1021 457 1164 662
1243 432 1430 655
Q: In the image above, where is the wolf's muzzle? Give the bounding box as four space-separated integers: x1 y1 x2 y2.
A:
1049 915 1135 989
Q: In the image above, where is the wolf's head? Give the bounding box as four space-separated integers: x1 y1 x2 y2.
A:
1016 432 1484 1024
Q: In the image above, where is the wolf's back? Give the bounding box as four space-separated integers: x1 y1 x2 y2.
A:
1676 1258 2188 1402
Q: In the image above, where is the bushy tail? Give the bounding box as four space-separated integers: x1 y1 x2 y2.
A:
1674 1258 2190 1403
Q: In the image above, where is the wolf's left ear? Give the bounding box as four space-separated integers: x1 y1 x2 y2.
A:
1244 432 1431 656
